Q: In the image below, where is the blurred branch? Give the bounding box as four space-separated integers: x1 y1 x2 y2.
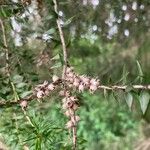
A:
0 19 10 78
0 79 62 107
0 2 15 6
0 1 23 6
0 95 35 108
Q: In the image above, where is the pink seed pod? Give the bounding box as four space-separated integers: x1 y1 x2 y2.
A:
34 87 40 92
38 81 48 88
59 90 70 97
64 110 70 117
78 83 84 92
75 115 80 122
66 67 73 74
71 115 80 123
80 75 90 85
67 72 74 78
48 83 55 91
62 103 68 109
64 110 74 117
20 100 28 108
73 78 80 87
69 96 77 102
67 101 74 108
89 85 98 93
44 89 50 96
52 75 59 82
62 97 67 103
72 103 78 111
67 77 74 83
65 91 70 97
90 78 99 86
68 83 73 88
43 80 49 85
37 90 44 98
66 120 74 129
59 90 65 96
59 90 66 96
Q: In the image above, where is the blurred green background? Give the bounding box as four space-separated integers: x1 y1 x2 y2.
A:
0 0 150 149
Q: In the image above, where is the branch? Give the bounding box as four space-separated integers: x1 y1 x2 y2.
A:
53 1 78 149
0 95 35 108
0 79 62 107
98 85 150 90
0 19 10 78
0 84 150 107
53 0 68 79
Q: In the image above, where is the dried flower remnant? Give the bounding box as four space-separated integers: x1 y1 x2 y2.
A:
52 75 59 82
60 92 80 129
64 109 74 117
20 100 28 108
89 78 99 93
48 83 55 91
34 81 48 98
34 76 60 99
59 90 70 97
80 75 90 86
66 115 80 129
66 120 74 129
36 90 44 98
78 83 84 92
73 78 80 87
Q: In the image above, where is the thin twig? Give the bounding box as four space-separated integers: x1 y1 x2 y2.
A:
0 21 27 149
72 110 77 150
22 107 35 127
0 95 35 108
0 19 10 78
53 0 68 79
0 79 62 107
98 85 150 90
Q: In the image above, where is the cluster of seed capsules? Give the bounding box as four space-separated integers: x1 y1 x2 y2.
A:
65 67 100 93
34 75 60 99
34 67 100 129
34 67 100 99
60 67 100 128
59 90 80 128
